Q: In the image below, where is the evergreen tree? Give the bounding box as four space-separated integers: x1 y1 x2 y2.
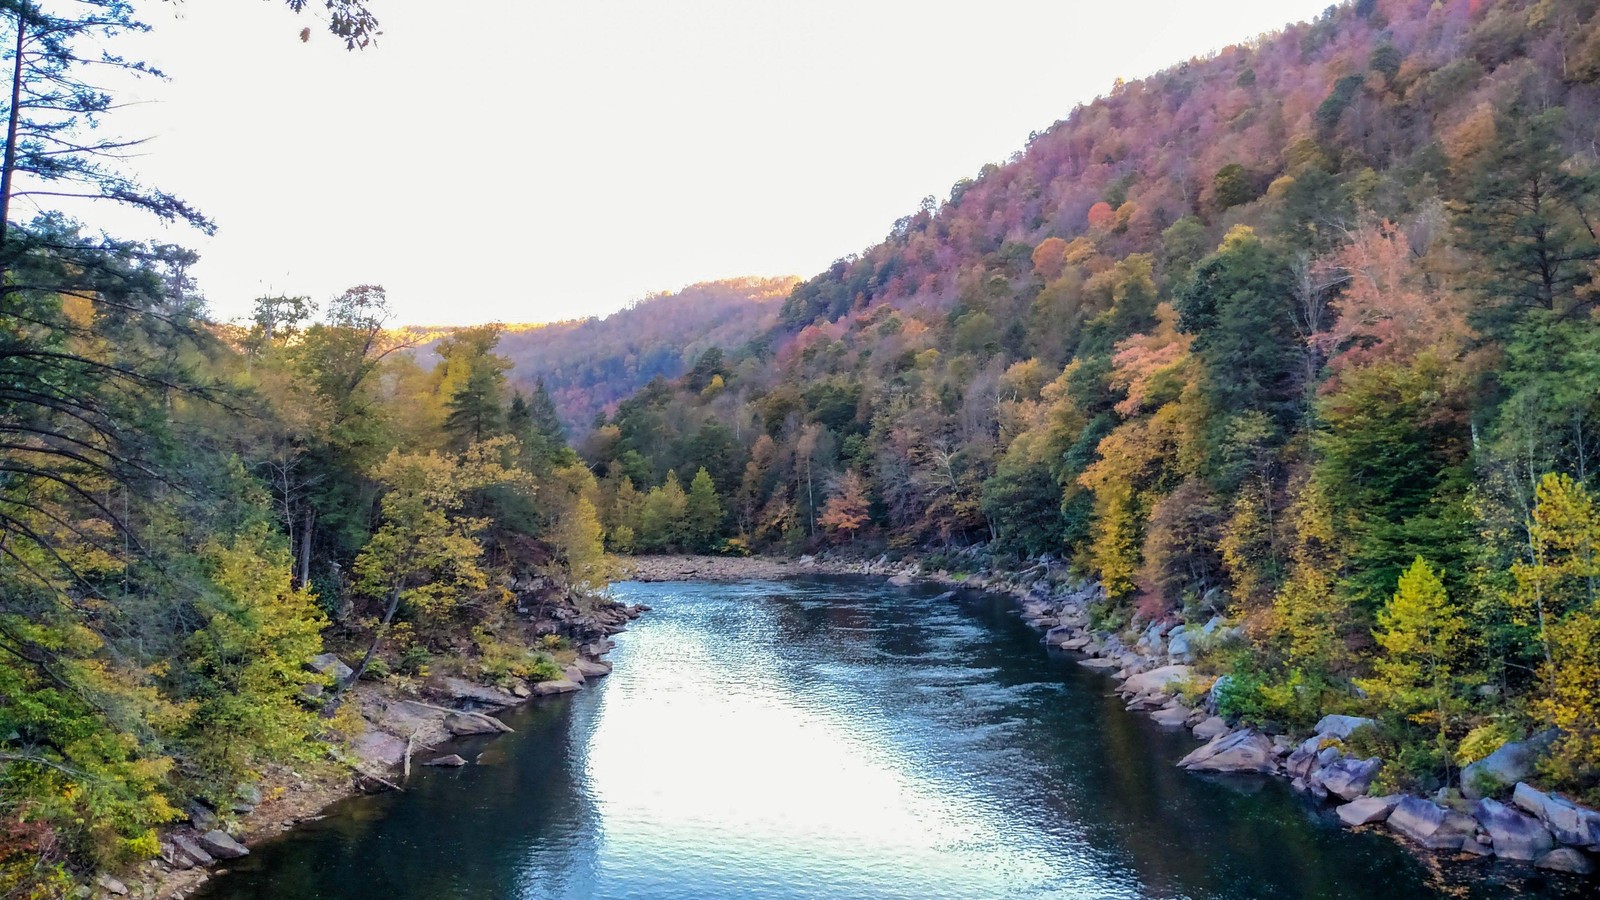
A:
685 466 725 552
444 363 506 448
1175 226 1301 456
1357 558 1475 784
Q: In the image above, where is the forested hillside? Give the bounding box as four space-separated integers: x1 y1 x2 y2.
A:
584 0 1600 800
0 3 609 894
422 277 797 432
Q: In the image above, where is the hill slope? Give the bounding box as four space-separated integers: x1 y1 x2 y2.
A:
580 0 1600 801
486 276 796 429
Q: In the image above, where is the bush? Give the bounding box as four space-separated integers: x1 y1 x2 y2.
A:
526 653 564 683
1346 722 1448 795
1215 666 1267 722
397 645 432 677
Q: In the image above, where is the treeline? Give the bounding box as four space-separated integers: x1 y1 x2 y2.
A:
0 1 601 893
581 0 1600 800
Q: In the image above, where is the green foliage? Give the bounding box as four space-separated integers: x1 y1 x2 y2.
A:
1175 227 1300 442
685 467 726 553
636 470 689 553
1357 558 1477 779
176 527 327 801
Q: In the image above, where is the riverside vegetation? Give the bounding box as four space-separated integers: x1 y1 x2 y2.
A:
0 3 639 897
9 0 1600 896
562 0 1600 880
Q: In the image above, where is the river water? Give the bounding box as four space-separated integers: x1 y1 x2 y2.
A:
196 578 1591 899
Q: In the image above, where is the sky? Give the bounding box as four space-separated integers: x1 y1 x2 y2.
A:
81 0 1336 326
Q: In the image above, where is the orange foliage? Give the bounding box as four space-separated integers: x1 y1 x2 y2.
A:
1110 304 1192 416
1087 201 1116 231
1312 221 1471 378
1032 237 1069 281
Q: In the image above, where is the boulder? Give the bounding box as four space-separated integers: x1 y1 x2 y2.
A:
1535 847 1595 874
185 801 217 830
1201 615 1227 636
1137 621 1169 650
306 653 353 681
444 712 512 736
1285 748 1318 781
1167 629 1192 660
1178 729 1276 774
1150 704 1191 727
96 874 128 896
424 754 468 767
1473 798 1555 861
888 574 913 587
1512 783 1600 848
437 677 520 709
1387 797 1478 851
1206 675 1233 713
170 834 214 868
1462 731 1557 800
1312 715 1376 739
1122 665 1192 697
572 658 613 678
1043 625 1075 647
1337 795 1402 826
532 678 583 695
563 665 587 685
1192 717 1230 741
1077 657 1120 670
350 729 408 769
198 829 249 860
1318 757 1382 802
1299 732 1338 755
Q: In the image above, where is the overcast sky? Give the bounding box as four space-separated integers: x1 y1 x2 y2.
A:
87 0 1334 326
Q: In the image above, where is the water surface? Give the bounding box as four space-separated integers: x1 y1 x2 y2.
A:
198 578 1589 899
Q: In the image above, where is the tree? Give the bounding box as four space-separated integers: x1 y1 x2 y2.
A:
278 0 380 48
819 470 871 544
684 466 724 552
1454 108 1600 330
179 525 325 798
1176 226 1301 443
1512 474 1600 680
1357 558 1475 784
0 1 213 271
439 325 509 450
336 439 530 701
636 470 688 553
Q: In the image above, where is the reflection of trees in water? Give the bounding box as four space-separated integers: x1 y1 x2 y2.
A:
201 579 1536 900
197 700 592 900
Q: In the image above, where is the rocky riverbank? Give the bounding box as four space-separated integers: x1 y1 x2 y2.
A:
938 558 1600 882
136 592 650 900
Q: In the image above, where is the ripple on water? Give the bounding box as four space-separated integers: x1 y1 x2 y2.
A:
192 577 1598 900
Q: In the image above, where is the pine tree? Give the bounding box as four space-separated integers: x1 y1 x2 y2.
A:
443 363 505 448
685 466 725 552
1357 558 1475 781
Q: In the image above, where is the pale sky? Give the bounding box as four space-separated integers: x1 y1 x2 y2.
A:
81 0 1335 326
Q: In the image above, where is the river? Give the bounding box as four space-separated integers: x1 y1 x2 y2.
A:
196 577 1590 899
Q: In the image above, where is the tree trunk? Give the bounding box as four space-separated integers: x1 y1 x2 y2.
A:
297 505 315 590
0 8 28 265
326 585 400 713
